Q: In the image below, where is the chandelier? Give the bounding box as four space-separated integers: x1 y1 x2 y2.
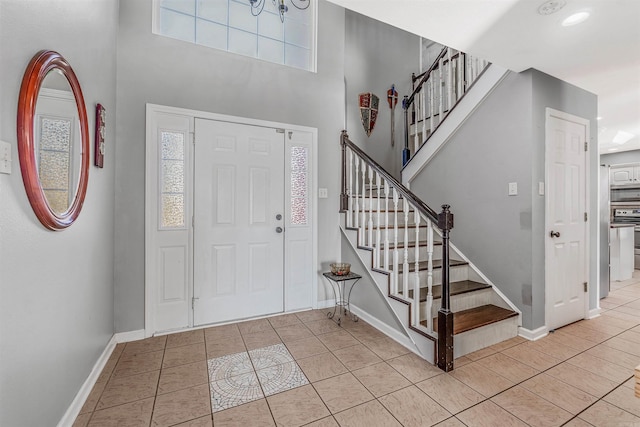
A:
249 0 310 23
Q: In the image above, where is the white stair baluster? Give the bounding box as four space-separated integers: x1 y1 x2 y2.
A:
360 158 366 246
384 180 390 271
421 85 426 149
413 209 421 326
439 56 444 127
447 48 453 116
429 78 434 136
353 156 360 230
414 93 420 154
426 220 434 333
392 188 400 295
375 172 381 269
402 199 409 299
367 165 374 247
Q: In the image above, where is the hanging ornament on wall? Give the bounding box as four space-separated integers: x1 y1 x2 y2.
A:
387 84 398 146
358 92 379 137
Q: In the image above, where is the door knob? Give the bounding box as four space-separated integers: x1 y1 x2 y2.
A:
276 227 283 233
550 230 560 238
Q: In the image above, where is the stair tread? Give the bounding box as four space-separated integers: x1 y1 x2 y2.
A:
376 224 427 230
393 259 468 273
404 280 490 302
428 304 518 335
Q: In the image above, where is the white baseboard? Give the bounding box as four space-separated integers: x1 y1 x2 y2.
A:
348 303 417 353
518 325 548 341
587 308 601 319
114 329 146 343
56 335 117 427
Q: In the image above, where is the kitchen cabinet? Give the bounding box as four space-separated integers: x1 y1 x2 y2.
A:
610 224 634 281
610 164 640 186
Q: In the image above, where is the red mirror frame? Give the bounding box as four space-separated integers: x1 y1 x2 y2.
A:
17 50 90 230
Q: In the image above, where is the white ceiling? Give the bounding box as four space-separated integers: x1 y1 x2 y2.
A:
325 0 640 154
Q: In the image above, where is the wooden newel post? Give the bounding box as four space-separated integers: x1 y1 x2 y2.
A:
437 204 454 372
340 130 349 211
402 96 411 167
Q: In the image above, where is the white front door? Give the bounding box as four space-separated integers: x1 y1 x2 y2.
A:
193 119 285 325
545 109 589 330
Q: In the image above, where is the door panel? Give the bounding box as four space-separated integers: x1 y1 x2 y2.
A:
194 119 285 325
546 112 588 330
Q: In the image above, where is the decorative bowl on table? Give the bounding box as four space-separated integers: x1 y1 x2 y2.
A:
330 263 351 276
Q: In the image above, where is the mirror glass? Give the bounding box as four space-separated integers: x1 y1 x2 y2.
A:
17 50 90 230
35 69 82 214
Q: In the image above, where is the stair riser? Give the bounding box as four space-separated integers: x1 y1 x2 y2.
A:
397 263 469 286
425 288 493 320
452 316 519 358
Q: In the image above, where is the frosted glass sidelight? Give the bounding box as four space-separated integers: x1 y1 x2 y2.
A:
290 146 308 225
162 194 185 228
38 117 72 213
43 190 69 215
291 197 307 225
39 151 70 189
160 131 186 228
155 0 315 72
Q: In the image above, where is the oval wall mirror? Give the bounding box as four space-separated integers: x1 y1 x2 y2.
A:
17 50 89 230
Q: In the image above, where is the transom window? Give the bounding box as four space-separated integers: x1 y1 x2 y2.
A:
153 0 316 71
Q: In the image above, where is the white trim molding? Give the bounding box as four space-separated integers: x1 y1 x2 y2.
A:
115 329 146 343
518 325 548 341
587 308 602 319
348 303 418 355
56 336 117 427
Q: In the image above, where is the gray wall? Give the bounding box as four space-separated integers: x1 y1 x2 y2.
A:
0 1 118 425
409 71 535 327
115 0 347 332
601 149 640 166
344 11 420 179
408 69 598 330
530 69 599 322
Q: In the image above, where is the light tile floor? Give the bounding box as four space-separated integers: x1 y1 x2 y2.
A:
74 275 640 427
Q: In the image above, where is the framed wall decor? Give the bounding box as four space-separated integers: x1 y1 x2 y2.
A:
95 103 105 168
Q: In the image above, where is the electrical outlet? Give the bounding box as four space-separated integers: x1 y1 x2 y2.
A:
508 182 518 196
318 188 328 198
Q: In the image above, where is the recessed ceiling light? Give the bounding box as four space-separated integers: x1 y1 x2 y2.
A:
538 0 566 15
562 11 590 26
612 130 635 144
608 148 619 152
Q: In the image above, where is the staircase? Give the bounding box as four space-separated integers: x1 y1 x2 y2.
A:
402 46 490 165
340 132 520 370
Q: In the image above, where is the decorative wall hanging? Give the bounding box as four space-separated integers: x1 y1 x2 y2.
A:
95 103 105 168
387 84 398 146
358 92 379 137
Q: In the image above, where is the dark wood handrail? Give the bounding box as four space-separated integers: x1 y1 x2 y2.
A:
405 46 448 108
341 131 440 226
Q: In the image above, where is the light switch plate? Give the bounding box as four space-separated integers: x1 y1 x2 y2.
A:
318 188 328 198
508 182 518 196
0 140 11 174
